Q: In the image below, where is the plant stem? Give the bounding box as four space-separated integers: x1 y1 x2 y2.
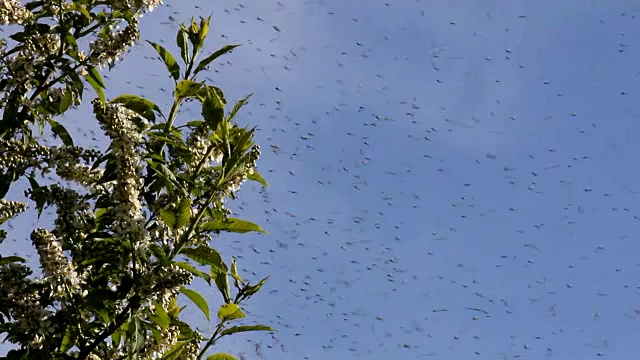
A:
196 321 225 360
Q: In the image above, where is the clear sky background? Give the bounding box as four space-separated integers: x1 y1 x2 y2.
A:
3 0 640 359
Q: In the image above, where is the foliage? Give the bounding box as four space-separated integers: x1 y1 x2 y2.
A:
0 1 273 359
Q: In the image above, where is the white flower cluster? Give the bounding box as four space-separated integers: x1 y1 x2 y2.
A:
1 28 62 91
0 0 34 25
93 99 149 245
143 263 193 307
181 339 201 360
25 32 61 57
31 228 83 299
42 184 93 246
186 128 224 172
139 325 180 360
10 291 54 349
0 264 54 348
42 0 74 16
0 138 51 171
0 199 27 220
89 17 140 68
49 146 104 188
112 0 163 13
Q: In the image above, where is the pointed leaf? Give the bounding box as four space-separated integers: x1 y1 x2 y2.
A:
47 118 74 146
175 79 203 100
147 41 181 81
202 86 224 128
59 86 74 113
180 286 210 321
151 301 170 330
149 243 168 262
176 27 190 65
196 16 211 54
160 207 177 228
0 256 26 266
161 341 188 360
227 94 252 123
83 66 105 104
111 94 162 122
27 174 47 217
174 261 211 284
199 218 267 234
217 303 245 321
167 296 180 319
243 276 269 298
127 317 146 354
180 246 227 272
111 328 122 347
194 45 240 75
206 354 237 360
247 171 268 187
213 268 231 304
230 257 243 289
175 197 191 229
220 325 275 337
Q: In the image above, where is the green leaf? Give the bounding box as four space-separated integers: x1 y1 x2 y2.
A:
194 44 241 75
202 86 225 128
68 71 84 102
167 296 180 319
147 41 181 81
27 174 47 217
196 16 211 55
161 341 188 360
145 160 186 196
126 317 146 354
199 218 267 234
180 246 227 272
47 118 73 146
220 325 274 337
149 243 168 262
111 94 162 122
175 79 203 100
60 329 76 352
217 303 245 321
70 2 91 20
185 120 204 128
151 301 170 330
247 171 268 187
175 197 191 229
176 27 190 65
227 94 252 123
222 128 255 177
213 269 231 304
83 66 105 104
206 354 237 360
159 207 177 228
180 286 210 321
0 256 26 266
111 328 122 347
243 276 269 298
230 257 243 289
174 261 211 284
60 86 74 113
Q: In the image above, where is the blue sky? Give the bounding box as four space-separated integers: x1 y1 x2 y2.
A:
4 0 640 358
